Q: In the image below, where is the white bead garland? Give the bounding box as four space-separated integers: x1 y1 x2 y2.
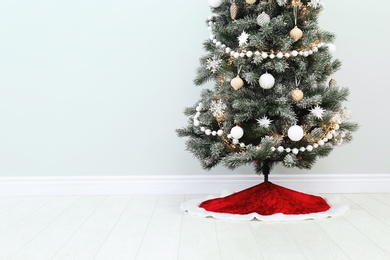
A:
207 17 326 61
194 103 224 137
194 102 345 154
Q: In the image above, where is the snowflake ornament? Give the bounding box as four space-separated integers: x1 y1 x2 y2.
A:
210 99 227 117
257 116 273 128
310 105 326 119
276 0 287 6
308 0 325 9
206 55 222 73
238 31 249 47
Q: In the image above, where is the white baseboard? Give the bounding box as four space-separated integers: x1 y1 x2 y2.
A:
0 174 389 196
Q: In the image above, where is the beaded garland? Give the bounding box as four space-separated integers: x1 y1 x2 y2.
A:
207 17 326 61
194 102 346 154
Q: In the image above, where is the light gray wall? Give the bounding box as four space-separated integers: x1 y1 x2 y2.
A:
0 0 388 177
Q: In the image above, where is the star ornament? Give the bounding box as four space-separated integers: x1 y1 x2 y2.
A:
257 116 273 128
310 105 326 119
238 31 249 47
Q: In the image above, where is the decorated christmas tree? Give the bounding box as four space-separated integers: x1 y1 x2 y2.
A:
177 0 357 184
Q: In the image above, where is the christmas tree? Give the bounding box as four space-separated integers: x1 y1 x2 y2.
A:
177 0 358 182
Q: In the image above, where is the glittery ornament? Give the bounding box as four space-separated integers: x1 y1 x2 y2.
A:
230 3 239 20
257 12 271 27
291 88 304 102
259 73 275 89
276 0 287 6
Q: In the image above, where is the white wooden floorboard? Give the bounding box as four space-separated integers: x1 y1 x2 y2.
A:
0 197 51 235
93 195 159 260
50 196 131 260
178 195 220 260
249 222 306 260
371 193 390 207
282 220 350 260
10 196 106 260
0 196 25 214
2 193 390 260
216 220 263 260
135 195 184 260
341 194 390 255
344 194 390 226
315 214 390 259
0 196 78 259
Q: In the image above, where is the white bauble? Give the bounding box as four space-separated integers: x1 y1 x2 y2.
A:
230 126 244 139
259 73 275 89
327 43 336 55
306 145 313 152
292 148 299 155
257 12 270 27
208 0 223 8
217 129 223 136
288 125 304 141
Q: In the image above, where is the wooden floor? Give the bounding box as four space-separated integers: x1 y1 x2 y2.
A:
1 194 390 260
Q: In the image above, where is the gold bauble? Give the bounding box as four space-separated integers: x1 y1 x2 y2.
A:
231 75 244 90
245 0 256 4
291 88 304 102
290 26 303 42
291 0 302 7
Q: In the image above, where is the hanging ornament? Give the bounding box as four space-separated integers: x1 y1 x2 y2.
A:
230 125 244 139
290 4 303 42
291 76 303 102
209 99 227 118
230 2 239 20
246 0 256 4
308 0 325 9
206 55 222 73
256 116 273 128
276 0 287 6
238 31 249 46
329 78 337 88
291 0 302 7
259 72 275 89
231 75 244 90
310 105 326 119
257 12 271 27
291 88 304 102
288 125 304 141
327 43 336 55
290 26 303 42
208 0 223 8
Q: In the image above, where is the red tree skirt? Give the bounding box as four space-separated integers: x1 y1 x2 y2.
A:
199 181 329 215
181 182 348 221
